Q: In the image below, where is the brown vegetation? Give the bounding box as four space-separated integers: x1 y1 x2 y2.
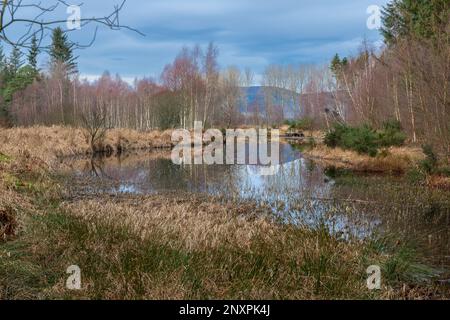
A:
304 145 425 174
428 176 450 191
0 126 173 164
62 194 273 251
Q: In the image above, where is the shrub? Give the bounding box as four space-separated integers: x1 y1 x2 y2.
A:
377 120 407 147
324 124 378 157
382 119 402 131
377 130 407 147
323 123 350 148
324 121 407 157
341 125 379 157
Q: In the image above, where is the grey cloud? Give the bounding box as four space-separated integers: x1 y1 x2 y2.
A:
63 0 391 81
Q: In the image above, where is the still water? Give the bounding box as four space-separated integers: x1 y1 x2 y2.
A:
62 143 450 267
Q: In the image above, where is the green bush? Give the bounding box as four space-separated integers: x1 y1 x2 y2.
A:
377 130 407 147
382 119 402 131
341 125 379 157
323 123 346 148
324 121 406 157
324 124 379 156
377 120 407 147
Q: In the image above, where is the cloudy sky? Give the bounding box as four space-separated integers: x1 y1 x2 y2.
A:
10 0 391 83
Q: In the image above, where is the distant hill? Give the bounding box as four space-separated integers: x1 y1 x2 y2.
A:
239 86 336 120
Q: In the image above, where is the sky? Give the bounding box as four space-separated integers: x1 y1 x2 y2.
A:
7 0 391 84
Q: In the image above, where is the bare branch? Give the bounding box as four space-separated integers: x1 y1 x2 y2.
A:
0 0 143 50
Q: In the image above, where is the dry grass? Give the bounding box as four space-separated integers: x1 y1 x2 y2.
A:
43 193 373 299
0 150 54 240
62 195 273 251
304 145 425 173
0 126 174 165
428 176 450 191
27 192 444 300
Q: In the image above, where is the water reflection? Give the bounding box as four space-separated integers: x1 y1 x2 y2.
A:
62 143 450 267
71 144 330 204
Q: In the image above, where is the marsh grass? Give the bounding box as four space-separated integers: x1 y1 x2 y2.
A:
0 126 174 165
1 205 373 299
0 132 449 300
2 177 447 299
305 145 424 174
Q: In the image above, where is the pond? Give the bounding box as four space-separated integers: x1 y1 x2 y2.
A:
61 142 450 269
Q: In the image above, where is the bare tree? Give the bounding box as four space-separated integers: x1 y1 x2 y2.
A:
219 66 242 127
202 42 219 128
80 105 108 153
0 0 142 49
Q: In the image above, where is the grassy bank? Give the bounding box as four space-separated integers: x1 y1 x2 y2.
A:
1 126 449 299
303 145 424 174
298 124 450 189
302 142 450 190
0 126 174 164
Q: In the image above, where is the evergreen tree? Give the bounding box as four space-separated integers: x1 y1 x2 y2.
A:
7 46 24 78
330 54 342 76
331 54 349 79
50 27 77 75
382 0 449 45
341 57 348 67
2 66 35 104
28 34 40 73
1 46 36 124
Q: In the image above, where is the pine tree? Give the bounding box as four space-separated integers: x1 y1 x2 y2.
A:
341 57 348 67
330 54 342 77
1 46 37 123
50 27 77 75
5 46 24 82
28 34 40 73
381 0 449 45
